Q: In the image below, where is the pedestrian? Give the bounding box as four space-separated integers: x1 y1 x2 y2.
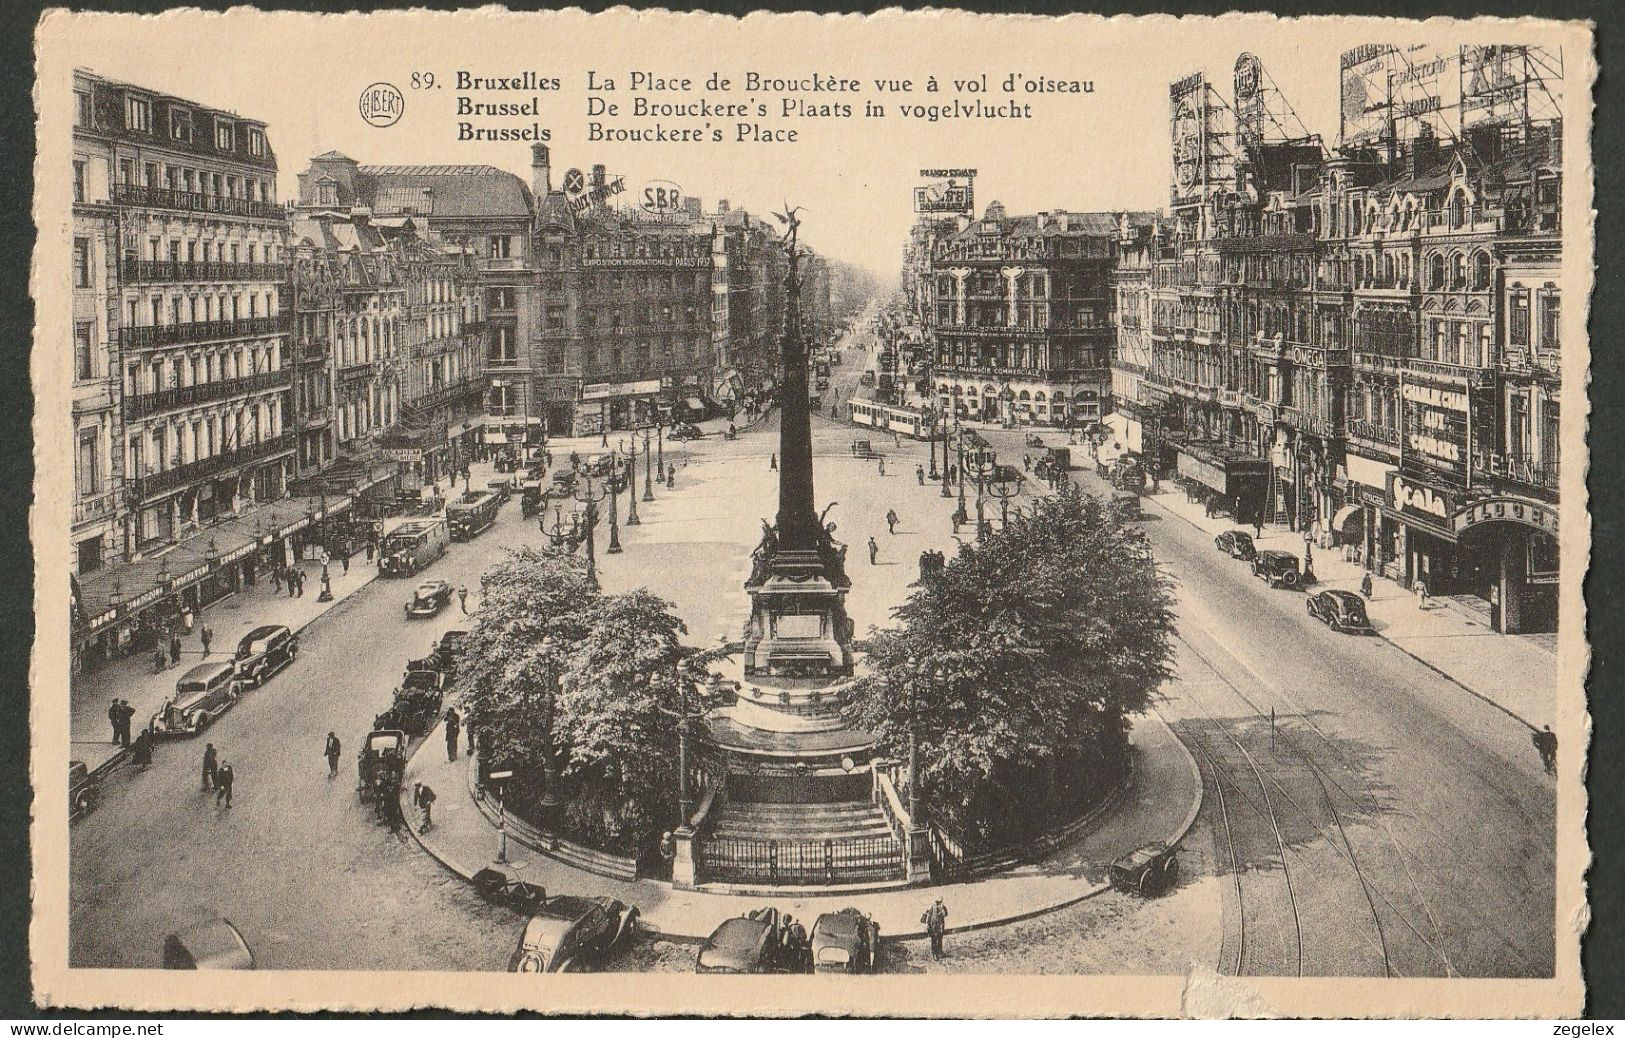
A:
202 742 218 790
116 700 134 748
878 457 886 476
922 897 949 959
918 551 931 581
200 623 213 657
272 567 283 594
1360 572 1373 600
457 586 469 615
170 631 183 666
416 782 436 830
288 566 298 597
784 915 808 971
445 708 461 761
465 715 478 757
1532 725 1557 775
951 514 961 536
1415 574 1431 609
324 732 341 778
868 536 879 565
107 699 121 744
130 728 152 769
342 552 350 575
886 509 898 535
1253 516 1264 540
667 469 675 489
298 570 307 597
770 453 778 471
365 541 374 563
916 465 925 485
1024 454 1031 472
215 761 234 807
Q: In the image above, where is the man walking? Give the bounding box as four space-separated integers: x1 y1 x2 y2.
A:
215 760 234 807
298 570 307 597
886 509 899 535
200 622 213 657
324 732 342 778
457 586 469 615
1533 725 1557 775
116 700 133 748
170 630 183 667
770 453 778 471
916 465 925 485
1360 572 1374 600
201 742 218 791
877 457 885 477
416 782 436 831
868 536 879 565
922 897 949 959
444 708 461 761
108 698 122 743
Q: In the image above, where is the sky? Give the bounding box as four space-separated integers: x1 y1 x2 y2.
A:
52 9 1567 282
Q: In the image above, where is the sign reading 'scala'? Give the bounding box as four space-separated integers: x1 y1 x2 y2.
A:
1392 475 1452 520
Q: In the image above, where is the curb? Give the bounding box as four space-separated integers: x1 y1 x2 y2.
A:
1134 486 1540 732
397 726 485 884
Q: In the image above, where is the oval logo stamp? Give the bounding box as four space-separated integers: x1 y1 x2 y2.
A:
358 82 404 128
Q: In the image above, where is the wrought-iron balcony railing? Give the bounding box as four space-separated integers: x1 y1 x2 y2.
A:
137 433 296 498
119 314 289 349
124 368 292 420
113 182 285 221
122 260 286 283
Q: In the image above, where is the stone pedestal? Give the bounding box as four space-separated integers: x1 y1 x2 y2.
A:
671 825 698 890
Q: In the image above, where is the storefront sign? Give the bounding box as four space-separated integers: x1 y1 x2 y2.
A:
1453 497 1559 537
1391 473 1455 523
582 379 662 401
914 180 974 214
381 447 423 463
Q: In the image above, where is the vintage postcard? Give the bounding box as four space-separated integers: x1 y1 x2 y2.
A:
30 6 1592 1017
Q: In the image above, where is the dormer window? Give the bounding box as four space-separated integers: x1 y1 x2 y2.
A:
214 119 234 152
124 95 151 132
170 109 192 142
316 178 337 207
247 128 266 157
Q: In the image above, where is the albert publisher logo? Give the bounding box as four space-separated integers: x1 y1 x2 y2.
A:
359 82 404 128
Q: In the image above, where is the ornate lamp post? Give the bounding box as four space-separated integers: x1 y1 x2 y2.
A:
605 452 623 555
625 439 641 526
988 467 1020 527
954 430 969 525
642 425 656 501
940 400 956 498
571 474 607 585
969 446 997 543
656 417 665 473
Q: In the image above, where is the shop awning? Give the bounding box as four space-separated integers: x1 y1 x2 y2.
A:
1332 504 1365 537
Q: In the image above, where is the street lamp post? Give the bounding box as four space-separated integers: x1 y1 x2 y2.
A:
625 439 641 526
656 418 665 473
571 475 606 585
954 431 969 525
642 426 655 502
605 454 623 555
538 635 561 818
988 470 1020 527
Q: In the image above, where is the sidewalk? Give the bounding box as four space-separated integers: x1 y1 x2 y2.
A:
1135 478 1557 730
70 552 380 777
400 709 1202 942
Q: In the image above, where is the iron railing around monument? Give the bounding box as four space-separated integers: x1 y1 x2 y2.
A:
697 834 904 886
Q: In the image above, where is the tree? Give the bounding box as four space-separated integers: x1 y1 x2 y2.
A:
456 547 693 859
846 488 1175 848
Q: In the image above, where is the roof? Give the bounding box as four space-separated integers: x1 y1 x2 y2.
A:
240 625 287 642
350 165 532 219
534 896 602 922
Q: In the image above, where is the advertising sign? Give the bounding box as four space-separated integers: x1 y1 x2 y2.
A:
1169 72 1207 200
639 179 685 214
914 179 974 214
1401 375 1470 481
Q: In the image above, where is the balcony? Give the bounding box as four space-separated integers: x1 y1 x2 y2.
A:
112 183 284 221
138 433 296 498
338 362 374 384
119 314 289 349
1407 357 1497 386
1493 453 1560 491
413 377 488 413
296 338 330 364
479 256 526 272
122 260 286 283
124 368 292 420
1354 352 1405 375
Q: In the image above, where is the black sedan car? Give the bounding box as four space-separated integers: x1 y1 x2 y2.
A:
809 908 880 974
1214 529 1257 561
696 908 789 974
512 895 640 973
405 579 453 618
1307 589 1375 634
232 625 298 687
668 422 704 441
1109 842 1179 896
1252 549 1303 589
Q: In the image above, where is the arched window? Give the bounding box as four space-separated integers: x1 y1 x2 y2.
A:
1472 252 1491 292
1452 253 1467 290
1428 253 1445 291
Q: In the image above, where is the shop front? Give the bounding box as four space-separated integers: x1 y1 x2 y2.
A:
581 379 663 433
1453 496 1559 634
1381 471 1462 593
1174 441 1271 523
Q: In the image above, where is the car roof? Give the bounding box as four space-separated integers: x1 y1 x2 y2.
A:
1227 529 1252 538
240 625 287 642
705 916 771 950
813 909 864 939
179 661 236 682
1322 589 1362 604
534 895 603 921
1260 549 1296 560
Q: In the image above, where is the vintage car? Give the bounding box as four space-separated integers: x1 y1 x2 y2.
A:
405 579 454 618
150 662 240 737
357 729 407 819
859 370 876 387
1109 842 1179 896
668 422 704 441
432 629 467 674
232 624 298 687
1025 434 1046 448
162 917 255 969
485 479 513 504
1307 589 1376 634
1252 549 1304 589
549 468 577 495
809 908 880 974
696 908 788 974
1214 529 1258 561
512 895 641 973
70 760 98 821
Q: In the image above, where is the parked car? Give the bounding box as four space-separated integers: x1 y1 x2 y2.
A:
1307 589 1375 634
405 579 453 618
432 629 467 673
1252 549 1303 589
162 917 255 969
1109 842 1179 896
696 908 789 974
550 469 577 494
668 422 704 441
809 908 880 974
512 895 640 973
1214 529 1257 561
232 624 298 687
149 662 241 737
485 480 513 504
70 760 98 821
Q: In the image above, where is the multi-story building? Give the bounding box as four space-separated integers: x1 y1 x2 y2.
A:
73 70 292 566
927 203 1145 429
296 152 534 449
1108 49 1563 634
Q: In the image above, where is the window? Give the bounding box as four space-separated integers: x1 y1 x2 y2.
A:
1538 291 1560 351
491 236 512 259
1472 252 1491 292
76 429 99 496
214 120 234 151
72 160 85 203
74 90 92 128
124 95 151 132
170 109 191 142
1431 320 1447 361
73 238 91 288
247 128 265 157
1510 288 1531 347
75 322 95 380
488 383 515 416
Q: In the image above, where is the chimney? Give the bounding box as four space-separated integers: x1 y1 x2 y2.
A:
1036 211 1049 229
530 143 552 196
717 198 730 214
1056 212 1069 232
684 196 703 220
